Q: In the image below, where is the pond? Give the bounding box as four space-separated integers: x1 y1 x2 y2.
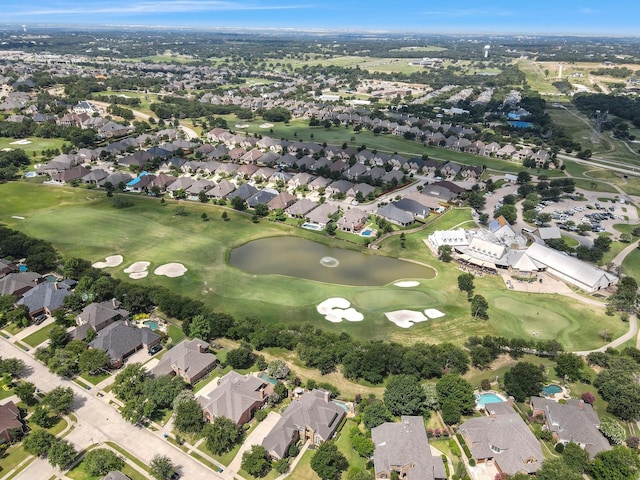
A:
229 236 435 286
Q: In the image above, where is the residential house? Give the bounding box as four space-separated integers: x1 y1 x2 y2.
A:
89 321 161 368
459 402 543 476
247 190 278 208
376 204 414 227
0 259 18 278
288 172 316 189
308 176 332 192
72 299 129 341
530 397 611 458
50 166 91 184
166 177 195 197
497 144 517 158
0 272 41 297
198 371 273 426
98 171 133 189
338 208 368 232
372 416 446 480
0 402 24 444
206 179 235 199
285 199 318 218
306 204 339 227
262 389 345 460
237 164 260 179
81 169 109 185
481 142 501 157
227 183 258 202
326 180 354 198
442 162 462 177
268 192 297 211
16 281 72 318
152 338 217 384
344 163 368 181
347 183 376 199
101 473 130 480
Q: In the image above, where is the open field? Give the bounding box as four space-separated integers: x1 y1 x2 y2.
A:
0 182 625 350
0 137 67 161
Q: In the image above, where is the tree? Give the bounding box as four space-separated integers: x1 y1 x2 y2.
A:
504 362 544 402
31 404 54 428
561 442 590 473
48 439 77 468
241 445 271 478
254 203 269 216
457 273 475 298
149 454 175 480
438 244 452 263
350 428 374 457
535 458 582 480
188 314 211 341
274 458 289 474
173 398 204 434
467 192 486 210
267 359 290 379
23 429 55 457
113 363 147 402
14 381 36 405
228 195 246 211
516 171 531 184
384 375 426 416
554 353 585 381
0 357 25 376
436 374 475 424
599 418 626 445
42 386 75 415
79 348 109 374
591 446 640 480
84 448 125 476
203 416 240 455
470 295 489 320
362 401 392 429
48 324 70 349
494 205 517 224
226 344 254 369
310 441 348 480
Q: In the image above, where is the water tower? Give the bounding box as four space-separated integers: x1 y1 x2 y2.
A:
483 45 490 58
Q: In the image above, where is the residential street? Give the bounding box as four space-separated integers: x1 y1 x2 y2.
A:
0 338 222 480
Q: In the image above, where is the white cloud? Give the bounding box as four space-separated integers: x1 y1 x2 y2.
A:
420 8 514 17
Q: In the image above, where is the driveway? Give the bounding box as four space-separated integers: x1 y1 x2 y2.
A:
223 411 281 480
0 338 223 480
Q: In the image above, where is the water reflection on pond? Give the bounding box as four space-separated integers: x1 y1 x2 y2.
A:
229 236 435 286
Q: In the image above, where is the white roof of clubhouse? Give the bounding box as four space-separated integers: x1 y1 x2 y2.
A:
525 243 618 292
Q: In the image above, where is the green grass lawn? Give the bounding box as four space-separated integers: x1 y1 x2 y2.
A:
67 459 146 480
287 449 319 480
334 421 368 472
622 247 640 280
80 371 111 386
0 444 30 476
21 323 55 348
0 137 66 162
0 182 623 351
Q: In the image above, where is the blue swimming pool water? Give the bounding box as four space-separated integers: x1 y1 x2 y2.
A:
44 275 58 283
361 228 374 237
19 265 28 272
301 223 321 231
542 384 562 395
258 373 277 385
143 320 159 331
333 400 350 413
475 392 506 407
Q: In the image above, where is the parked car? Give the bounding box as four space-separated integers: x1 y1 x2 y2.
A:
148 344 162 355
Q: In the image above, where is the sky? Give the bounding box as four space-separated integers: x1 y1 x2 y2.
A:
1 0 638 35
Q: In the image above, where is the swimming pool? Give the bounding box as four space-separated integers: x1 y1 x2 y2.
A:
475 392 506 408
18 265 28 272
143 320 159 331
301 223 322 231
361 228 375 237
44 274 59 283
542 384 562 395
333 400 351 413
258 372 277 385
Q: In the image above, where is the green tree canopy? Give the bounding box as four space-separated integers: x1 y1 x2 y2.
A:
504 362 544 402
84 448 125 476
384 375 427 416
310 441 348 480
203 416 240 455
241 445 272 478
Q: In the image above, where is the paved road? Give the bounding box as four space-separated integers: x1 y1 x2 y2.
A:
0 338 221 480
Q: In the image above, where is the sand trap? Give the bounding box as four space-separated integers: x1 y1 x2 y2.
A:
124 261 150 274
424 308 445 319
235 123 250 129
129 271 149 279
385 310 429 329
154 263 187 278
92 255 124 268
394 281 420 288
317 298 363 323
10 139 31 145
259 123 274 129
11 216 25 220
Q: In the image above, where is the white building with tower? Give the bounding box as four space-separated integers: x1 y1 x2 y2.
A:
483 45 490 58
